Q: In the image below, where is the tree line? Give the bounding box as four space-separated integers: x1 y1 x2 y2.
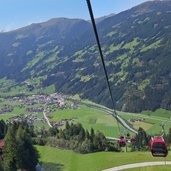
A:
0 120 39 171
33 121 119 154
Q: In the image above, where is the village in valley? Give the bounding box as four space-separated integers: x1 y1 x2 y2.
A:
0 93 78 129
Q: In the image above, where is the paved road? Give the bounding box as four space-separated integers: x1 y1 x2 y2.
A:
102 161 171 171
43 111 52 127
106 137 120 141
110 111 137 134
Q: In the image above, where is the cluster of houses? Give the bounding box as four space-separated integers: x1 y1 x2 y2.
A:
26 107 45 113
0 93 79 131
12 93 66 106
7 113 71 129
0 106 14 114
12 93 78 110
7 114 46 124
51 118 73 127
129 118 145 123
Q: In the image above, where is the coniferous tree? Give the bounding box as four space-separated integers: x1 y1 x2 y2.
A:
168 128 171 144
0 120 7 139
65 121 70 130
16 125 39 171
49 127 59 136
80 139 92 153
78 127 85 141
135 127 148 150
16 125 26 170
93 132 107 151
90 128 95 143
0 161 3 171
3 127 17 171
86 130 90 139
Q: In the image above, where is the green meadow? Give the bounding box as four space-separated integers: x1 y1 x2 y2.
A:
50 105 122 137
37 145 171 171
118 109 171 135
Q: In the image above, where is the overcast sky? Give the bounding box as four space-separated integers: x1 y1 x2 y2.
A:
0 0 149 31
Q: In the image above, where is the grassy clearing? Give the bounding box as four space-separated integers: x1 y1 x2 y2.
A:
16 34 28 40
118 109 171 134
44 53 58 64
107 31 117 37
0 114 17 121
142 109 171 119
122 38 139 52
24 51 45 70
80 75 92 82
43 85 56 94
12 42 21 47
131 121 153 131
141 40 161 52
34 121 49 129
107 44 121 54
37 145 171 171
138 79 150 91
0 78 15 89
50 105 122 137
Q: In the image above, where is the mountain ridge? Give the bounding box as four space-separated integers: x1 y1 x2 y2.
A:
0 0 171 112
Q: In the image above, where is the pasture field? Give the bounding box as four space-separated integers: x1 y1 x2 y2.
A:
142 108 171 118
50 105 122 137
36 145 171 171
118 109 171 135
0 114 17 121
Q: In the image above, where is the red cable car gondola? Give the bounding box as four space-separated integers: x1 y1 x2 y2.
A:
118 136 126 147
150 136 168 157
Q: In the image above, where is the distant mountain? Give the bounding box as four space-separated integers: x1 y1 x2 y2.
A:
0 18 92 80
0 0 171 112
95 13 116 23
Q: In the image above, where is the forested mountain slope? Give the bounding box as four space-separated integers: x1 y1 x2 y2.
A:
0 0 171 112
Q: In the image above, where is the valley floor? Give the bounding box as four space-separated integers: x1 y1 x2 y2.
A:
36 145 171 171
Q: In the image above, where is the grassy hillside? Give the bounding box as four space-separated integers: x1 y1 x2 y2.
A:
1 1 171 112
50 105 122 137
36 145 171 171
118 109 171 134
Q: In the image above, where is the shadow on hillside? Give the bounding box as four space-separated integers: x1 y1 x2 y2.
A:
43 162 64 171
